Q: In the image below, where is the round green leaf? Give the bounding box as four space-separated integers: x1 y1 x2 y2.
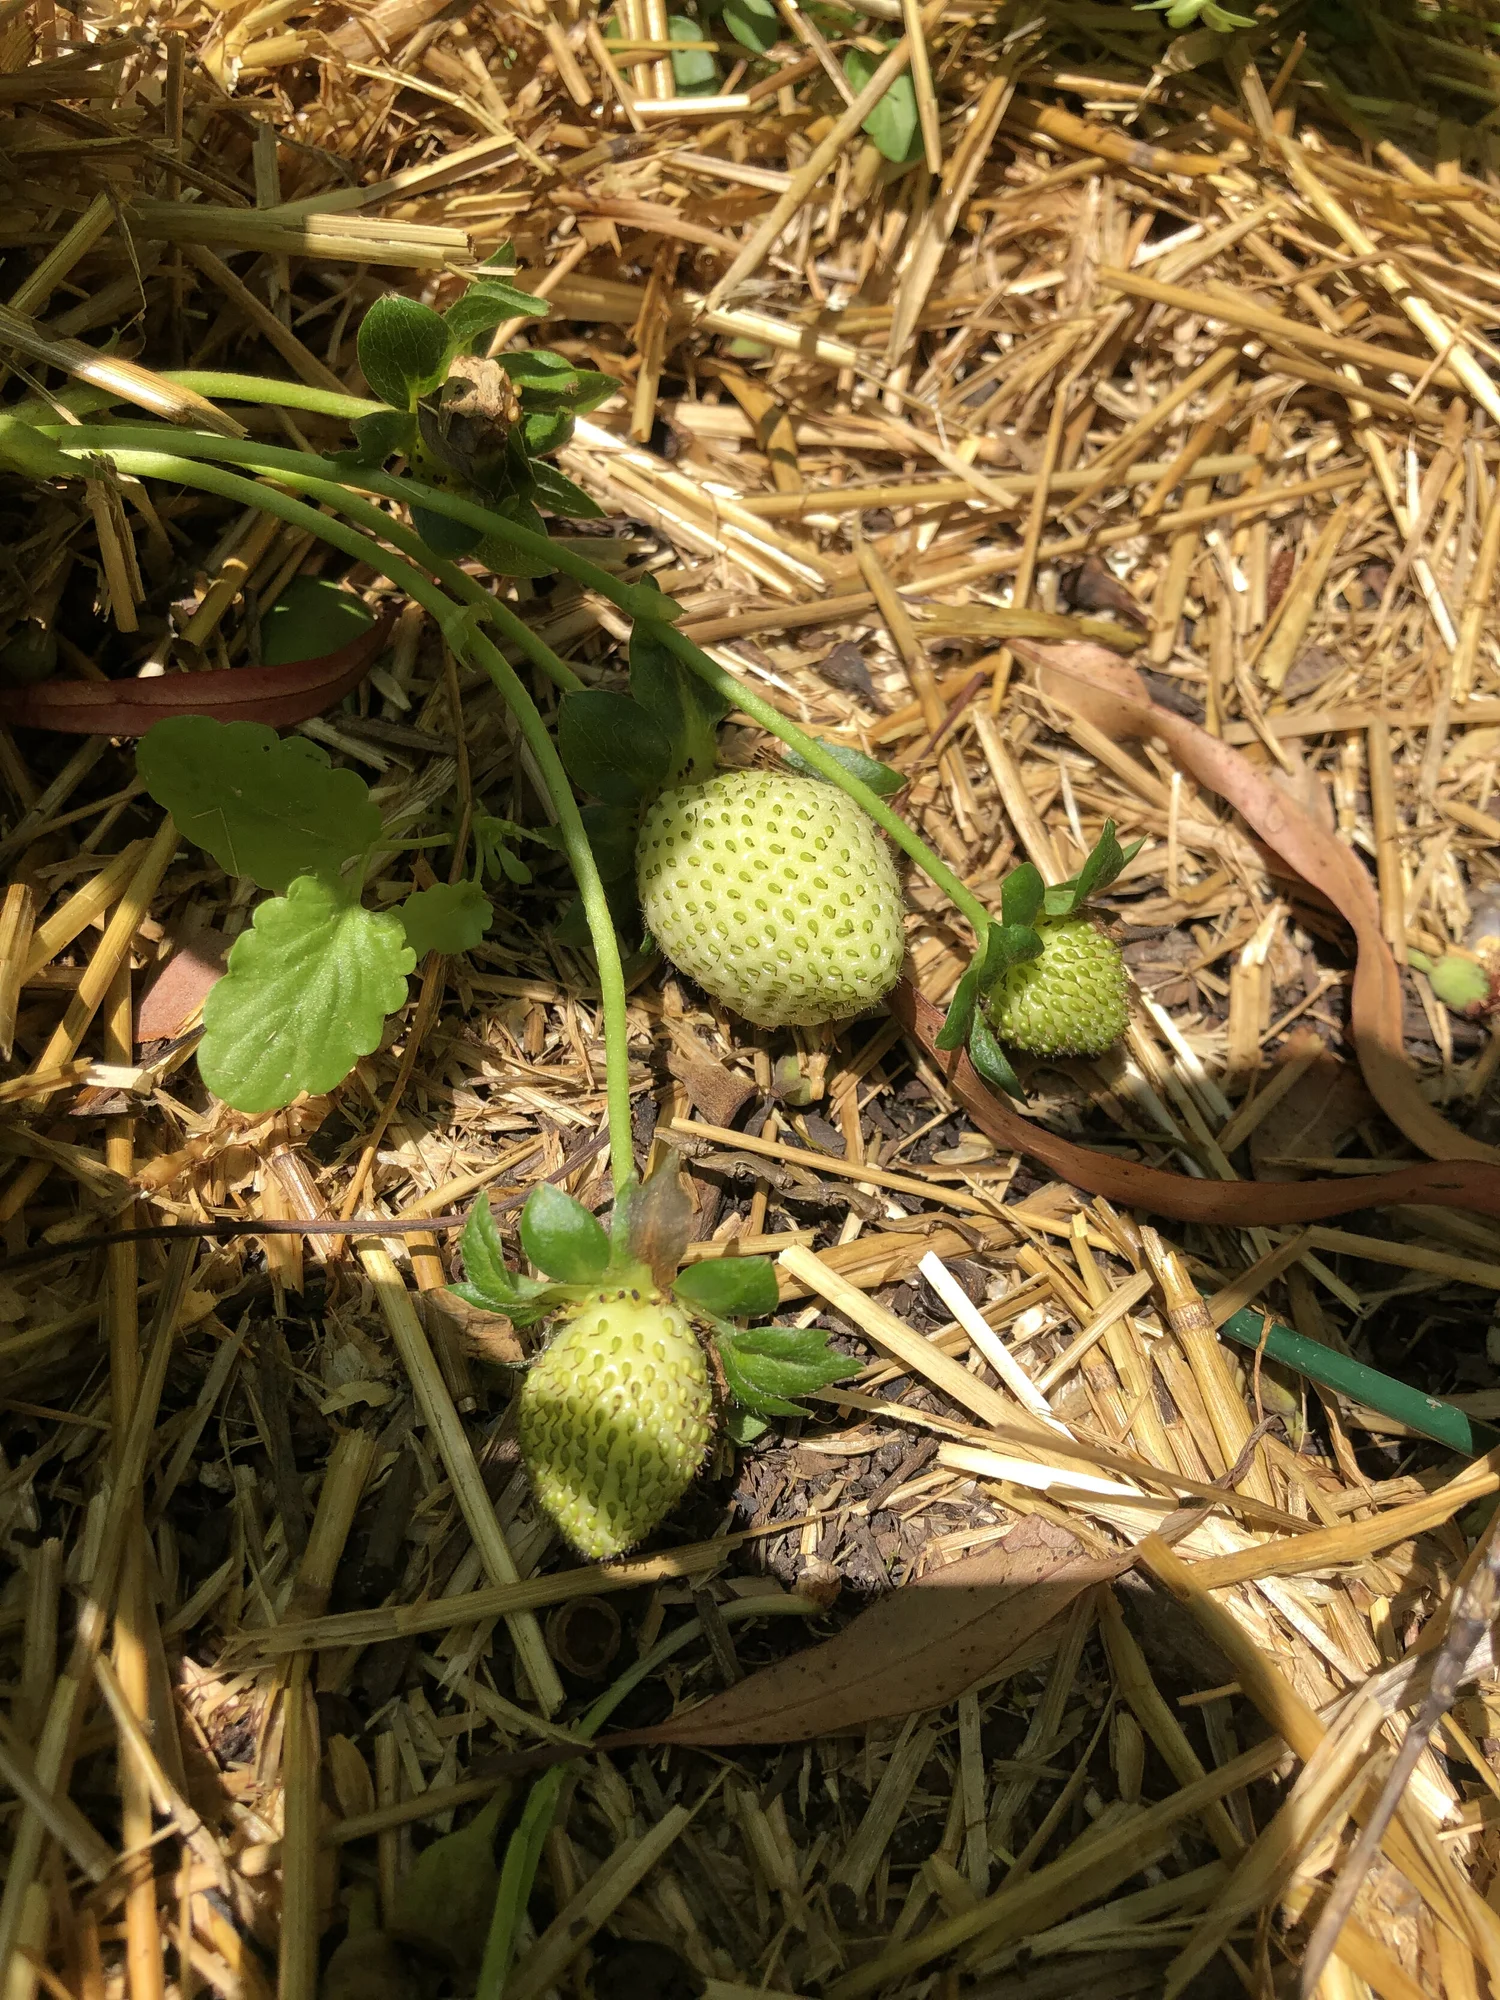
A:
520 1181 610 1283
843 47 921 164
397 879 492 959
670 14 720 92
199 876 415 1111
136 717 380 893
674 1256 779 1320
260 577 374 667
357 295 451 411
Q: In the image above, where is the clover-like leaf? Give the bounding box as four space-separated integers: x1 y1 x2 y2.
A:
397 879 491 959
199 875 414 1111
558 688 672 805
968 1011 1023 1099
473 814 535 887
782 736 906 797
670 13 720 92
357 296 451 411
137 717 379 893
674 1256 779 1321
844 47 921 164
452 1194 555 1324
520 1182 611 1284
717 1323 855 1418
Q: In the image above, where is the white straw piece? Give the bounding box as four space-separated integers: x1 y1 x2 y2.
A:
918 1252 1060 1427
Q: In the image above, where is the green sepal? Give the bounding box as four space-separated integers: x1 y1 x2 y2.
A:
673 1256 779 1321
520 1181 611 1284
781 737 905 797
619 577 684 624
1001 861 1046 932
934 919 1040 1053
968 1011 1024 1099
1042 820 1143 918
358 295 450 411
716 1322 855 1418
452 1194 556 1325
558 688 672 805
617 1161 694 1286
630 625 726 788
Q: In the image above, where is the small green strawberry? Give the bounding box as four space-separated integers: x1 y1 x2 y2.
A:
636 769 905 1027
517 1284 712 1560
983 916 1129 1057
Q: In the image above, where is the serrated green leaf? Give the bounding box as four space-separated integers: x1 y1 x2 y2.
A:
717 1322 855 1418
504 350 619 415
673 1256 779 1320
781 737 906 796
558 689 672 805
629 625 725 787
843 47 921 164
723 0 779 51
358 296 451 411
670 13 720 92
442 278 549 352
397 879 491 959
137 718 379 893
528 459 604 519
521 1181 610 1283
968 1012 1023 1099
199 875 414 1111
260 577 374 668
1000 861 1046 933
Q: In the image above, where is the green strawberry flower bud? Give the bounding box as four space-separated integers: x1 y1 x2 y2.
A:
636 769 905 1027
518 1285 711 1559
984 916 1129 1058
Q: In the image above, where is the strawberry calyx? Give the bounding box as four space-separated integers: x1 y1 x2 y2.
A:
935 819 1142 1095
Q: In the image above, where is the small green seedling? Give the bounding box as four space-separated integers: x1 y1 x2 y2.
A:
936 821 1141 1096
1134 0 1255 29
453 1165 853 1554
1409 948 1494 1017
137 714 497 1112
352 250 616 565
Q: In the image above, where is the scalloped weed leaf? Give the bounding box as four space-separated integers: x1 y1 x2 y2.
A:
451 1194 554 1324
260 578 374 667
843 46 921 164
717 1323 854 1418
669 13 720 92
630 624 727 787
520 1180 611 1284
722 0 779 51
358 295 450 411
397 879 491 959
781 736 906 797
136 717 380 893
673 1255 779 1320
558 687 672 805
1043 818 1141 918
199 875 415 1111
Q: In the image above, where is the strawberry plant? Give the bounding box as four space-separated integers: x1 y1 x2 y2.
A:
453 1166 851 1556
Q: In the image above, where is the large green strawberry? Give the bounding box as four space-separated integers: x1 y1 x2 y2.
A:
636 769 905 1027
517 1284 712 1559
984 916 1128 1058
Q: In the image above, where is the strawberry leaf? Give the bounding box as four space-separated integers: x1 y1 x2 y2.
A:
968 1011 1024 1099
137 717 380 893
1042 819 1143 917
717 1323 855 1418
781 737 906 797
452 1195 556 1324
521 1182 610 1284
199 875 415 1111
558 689 672 805
397 879 491 959
674 1256 779 1320
630 626 725 787
358 295 451 411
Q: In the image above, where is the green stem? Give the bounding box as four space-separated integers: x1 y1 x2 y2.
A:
80 442 635 1196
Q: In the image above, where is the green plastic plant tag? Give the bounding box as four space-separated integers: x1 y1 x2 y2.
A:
397 879 491 959
260 577 374 667
674 1255 779 1320
136 718 380 893
519 1182 611 1284
558 688 672 805
199 875 415 1111
358 295 450 410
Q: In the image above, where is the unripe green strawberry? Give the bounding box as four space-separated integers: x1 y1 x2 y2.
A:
984 917 1128 1058
636 770 905 1027
518 1285 711 1559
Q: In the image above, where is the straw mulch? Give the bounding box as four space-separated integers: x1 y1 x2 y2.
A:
7 2 1500 1997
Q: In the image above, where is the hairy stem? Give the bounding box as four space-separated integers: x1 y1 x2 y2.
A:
75 442 636 1195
